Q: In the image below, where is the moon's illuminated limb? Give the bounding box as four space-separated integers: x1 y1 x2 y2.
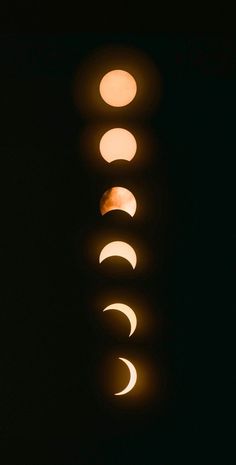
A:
99 128 137 163
99 70 137 107
99 241 137 269
115 358 137 396
103 303 137 337
100 187 137 217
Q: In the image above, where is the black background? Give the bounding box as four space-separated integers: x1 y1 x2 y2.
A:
1 34 235 465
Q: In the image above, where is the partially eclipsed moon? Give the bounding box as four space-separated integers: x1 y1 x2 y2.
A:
99 241 137 269
99 128 137 163
100 187 137 217
115 357 137 396
99 70 137 107
103 303 137 337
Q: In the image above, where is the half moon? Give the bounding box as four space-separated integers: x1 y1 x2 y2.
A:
103 303 137 337
99 241 137 269
100 187 137 217
115 357 137 396
99 128 137 163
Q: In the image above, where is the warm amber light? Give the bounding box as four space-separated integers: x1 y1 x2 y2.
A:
99 128 137 163
99 69 137 107
115 358 137 395
99 241 137 269
100 187 137 217
103 303 137 337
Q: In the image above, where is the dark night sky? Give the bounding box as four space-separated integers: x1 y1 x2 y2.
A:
0 34 235 465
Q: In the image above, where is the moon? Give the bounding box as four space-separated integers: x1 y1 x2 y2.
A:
115 357 137 396
100 187 137 217
99 128 137 163
99 69 137 107
99 241 137 269
103 303 137 337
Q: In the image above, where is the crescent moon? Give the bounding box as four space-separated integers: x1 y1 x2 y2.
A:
99 241 137 269
100 187 137 217
115 357 137 396
103 303 137 336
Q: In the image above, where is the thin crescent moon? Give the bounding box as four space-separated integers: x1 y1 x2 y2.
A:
100 187 137 217
103 303 137 337
99 241 137 269
115 357 137 396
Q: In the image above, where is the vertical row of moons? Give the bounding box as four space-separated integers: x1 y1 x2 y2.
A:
98 69 139 396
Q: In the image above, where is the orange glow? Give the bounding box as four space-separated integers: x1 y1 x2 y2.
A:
100 187 137 217
99 128 137 163
99 69 137 107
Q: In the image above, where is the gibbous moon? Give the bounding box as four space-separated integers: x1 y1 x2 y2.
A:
99 128 137 163
99 69 137 107
100 187 137 217
99 241 137 269
115 357 137 396
103 303 137 337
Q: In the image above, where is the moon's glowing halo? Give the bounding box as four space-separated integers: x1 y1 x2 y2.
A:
99 128 137 163
99 69 137 107
100 187 137 217
115 358 137 396
99 241 137 269
103 303 137 337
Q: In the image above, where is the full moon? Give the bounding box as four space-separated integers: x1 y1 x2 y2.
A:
100 187 137 217
99 128 137 163
99 69 137 107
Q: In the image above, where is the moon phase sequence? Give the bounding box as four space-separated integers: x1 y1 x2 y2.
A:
100 187 137 217
103 303 137 336
98 71 138 397
99 241 137 269
115 358 137 395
